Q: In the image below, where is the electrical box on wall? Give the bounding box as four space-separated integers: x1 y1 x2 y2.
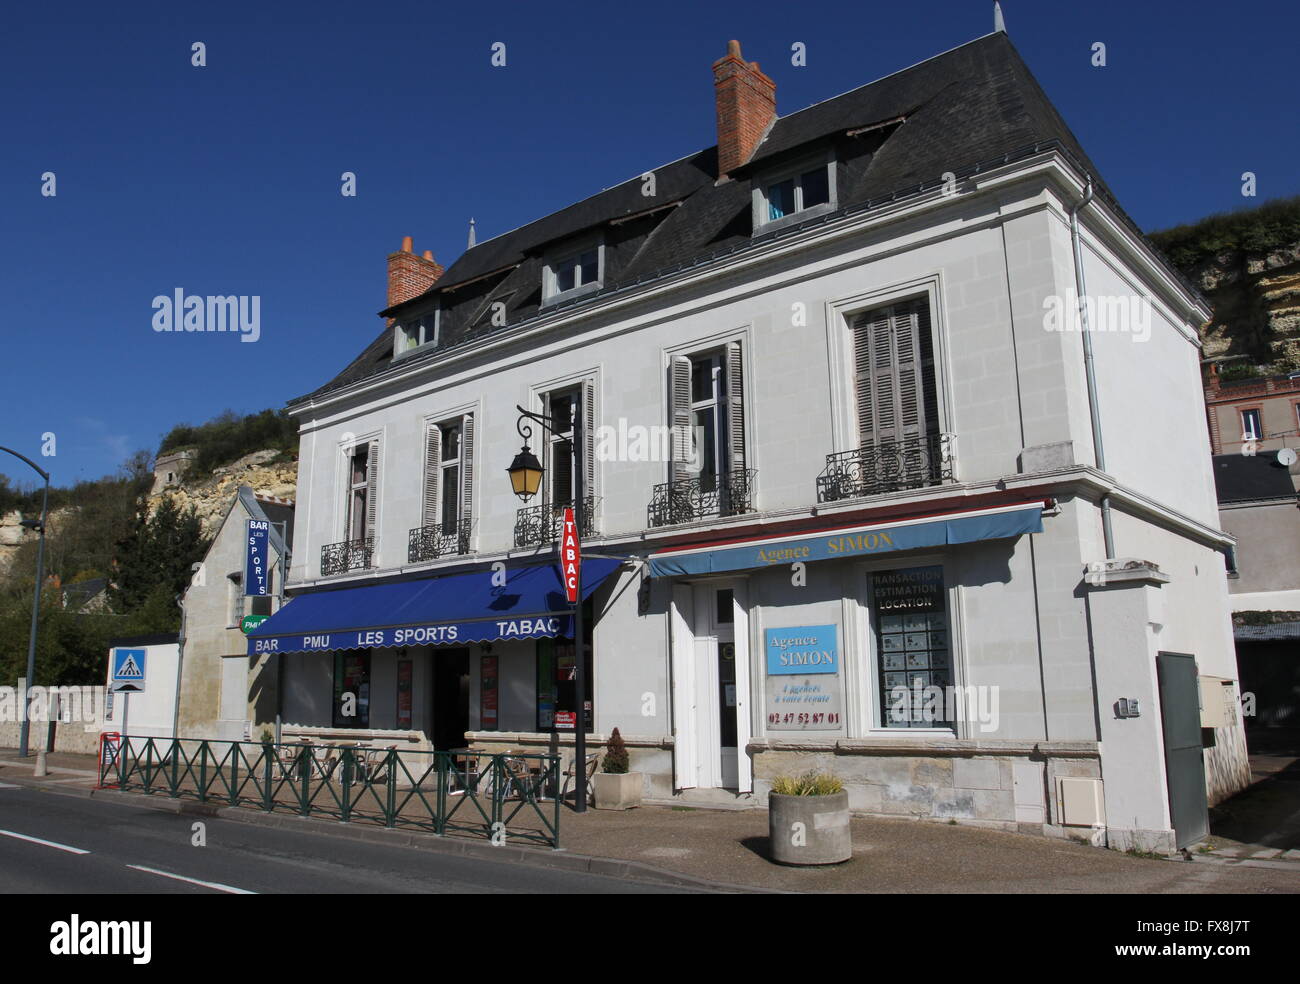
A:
1056 776 1106 827
1199 676 1231 728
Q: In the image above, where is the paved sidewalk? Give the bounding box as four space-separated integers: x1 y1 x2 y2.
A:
4 748 1299 893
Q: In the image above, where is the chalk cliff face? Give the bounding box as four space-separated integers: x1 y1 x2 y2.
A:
1188 242 1300 373
147 452 297 537
0 452 297 581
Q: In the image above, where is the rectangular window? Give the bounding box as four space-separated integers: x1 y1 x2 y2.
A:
548 247 601 300
870 566 952 729
546 389 579 506
1241 408 1262 441
439 422 461 534
420 415 474 554
333 650 371 728
347 444 369 541
396 313 437 355
762 164 833 224
227 575 244 626
690 352 725 490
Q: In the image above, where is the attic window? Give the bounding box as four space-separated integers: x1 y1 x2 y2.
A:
543 242 604 304
395 311 438 357
753 156 836 232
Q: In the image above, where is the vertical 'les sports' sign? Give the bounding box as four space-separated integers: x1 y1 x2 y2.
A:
559 507 581 603
246 520 270 596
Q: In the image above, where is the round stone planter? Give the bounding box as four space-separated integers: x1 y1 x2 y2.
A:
768 791 851 865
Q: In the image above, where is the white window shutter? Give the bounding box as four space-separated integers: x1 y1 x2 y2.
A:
460 414 475 532
725 341 746 474
365 439 380 545
669 355 693 483
581 378 596 501
422 426 440 529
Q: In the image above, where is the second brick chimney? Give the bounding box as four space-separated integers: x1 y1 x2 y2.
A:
387 236 444 316
713 40 776 178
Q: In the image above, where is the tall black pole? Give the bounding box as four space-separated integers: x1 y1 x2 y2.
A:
17 465 48 753
571 406 587 813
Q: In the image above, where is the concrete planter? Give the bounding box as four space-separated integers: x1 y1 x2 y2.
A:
768 791 851 865
592 771 643 810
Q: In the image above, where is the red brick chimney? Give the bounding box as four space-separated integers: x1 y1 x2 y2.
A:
386 237 444 317
713 40 776 178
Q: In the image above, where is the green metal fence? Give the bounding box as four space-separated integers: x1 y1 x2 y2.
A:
98 736 562 848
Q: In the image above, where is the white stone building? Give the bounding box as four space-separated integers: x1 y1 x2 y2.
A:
250 28 1248 851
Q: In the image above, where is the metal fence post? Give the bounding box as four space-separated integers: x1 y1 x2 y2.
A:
340 748 353 823
263 745 274 812
198 741 208 803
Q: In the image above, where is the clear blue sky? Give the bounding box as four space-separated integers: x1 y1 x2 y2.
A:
1 0 1296 488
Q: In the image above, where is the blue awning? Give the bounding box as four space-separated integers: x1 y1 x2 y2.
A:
247 557 624 656
648 503 1045 577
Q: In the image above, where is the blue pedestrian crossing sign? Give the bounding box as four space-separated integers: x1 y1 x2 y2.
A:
111 648 147 694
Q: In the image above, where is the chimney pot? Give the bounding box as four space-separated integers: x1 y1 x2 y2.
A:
401 235 413 253
423 250 435 261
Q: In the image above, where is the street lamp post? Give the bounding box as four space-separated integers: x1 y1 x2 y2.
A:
507 404 589 812
1 446 51 758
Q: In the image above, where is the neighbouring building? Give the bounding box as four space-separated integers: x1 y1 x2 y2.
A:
1204 364 1300 463
249 25 1247 851
176 486 293 740
1211 453 1300 730
152 449 196 495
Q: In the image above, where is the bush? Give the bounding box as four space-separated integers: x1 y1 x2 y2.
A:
603 727 630 774
770 772 844 796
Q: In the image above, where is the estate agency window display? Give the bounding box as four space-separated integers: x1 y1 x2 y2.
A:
869 566 952 729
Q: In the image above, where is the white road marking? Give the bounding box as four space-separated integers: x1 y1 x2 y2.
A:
0 829 90 854
0 782 18 789
126 864 255 895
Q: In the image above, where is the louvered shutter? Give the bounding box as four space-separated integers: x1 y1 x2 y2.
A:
460 415 474 535
581 378 596 499
854 300 933 447
365 438 380 545
894 303 923 441
668 355 694 483
422 426 440 529
724 342 745 474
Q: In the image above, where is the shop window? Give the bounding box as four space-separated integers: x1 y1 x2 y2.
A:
536 600 593 731
869 566 952 729
333 650 371 728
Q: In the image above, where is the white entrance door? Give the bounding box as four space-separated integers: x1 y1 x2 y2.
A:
689 582 750 790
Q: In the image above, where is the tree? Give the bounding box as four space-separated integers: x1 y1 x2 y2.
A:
109 496 208 614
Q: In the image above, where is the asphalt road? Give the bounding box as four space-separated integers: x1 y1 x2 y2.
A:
0 784 695 894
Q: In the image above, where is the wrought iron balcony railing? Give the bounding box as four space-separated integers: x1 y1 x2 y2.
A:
407 519 473 564
647 469 757 528
513 496 599 548
320 536 373 577
816 434 954 503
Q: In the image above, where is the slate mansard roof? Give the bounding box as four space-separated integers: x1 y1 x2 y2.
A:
294 31 1179 406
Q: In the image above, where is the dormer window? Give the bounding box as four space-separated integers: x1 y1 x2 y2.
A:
754 157 836 231
543 242 603 304
395 311 438 356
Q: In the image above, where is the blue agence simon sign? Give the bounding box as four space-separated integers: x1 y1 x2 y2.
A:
766 624 838 676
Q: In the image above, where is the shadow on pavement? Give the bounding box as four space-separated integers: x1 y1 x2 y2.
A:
1210 727 1300 850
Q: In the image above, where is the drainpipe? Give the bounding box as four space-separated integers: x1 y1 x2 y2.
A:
172 592 187 739
1069 176 1115 559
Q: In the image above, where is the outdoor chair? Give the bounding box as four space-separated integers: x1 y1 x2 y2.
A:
446 754 482 797
274 743 306 782
362 745 398 784
502 755 547 803
560 753 598 803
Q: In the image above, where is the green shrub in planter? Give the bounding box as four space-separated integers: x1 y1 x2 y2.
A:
603 727 630 774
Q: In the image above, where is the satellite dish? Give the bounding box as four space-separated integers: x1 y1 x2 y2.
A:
1278 448 1298 467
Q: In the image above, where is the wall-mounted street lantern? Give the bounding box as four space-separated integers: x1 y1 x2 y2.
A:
507 404 590 812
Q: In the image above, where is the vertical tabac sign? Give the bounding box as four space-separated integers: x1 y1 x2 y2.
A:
560 507 581 603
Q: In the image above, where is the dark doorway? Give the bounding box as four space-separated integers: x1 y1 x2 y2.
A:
1157 652 1210 848
432 649 470 751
